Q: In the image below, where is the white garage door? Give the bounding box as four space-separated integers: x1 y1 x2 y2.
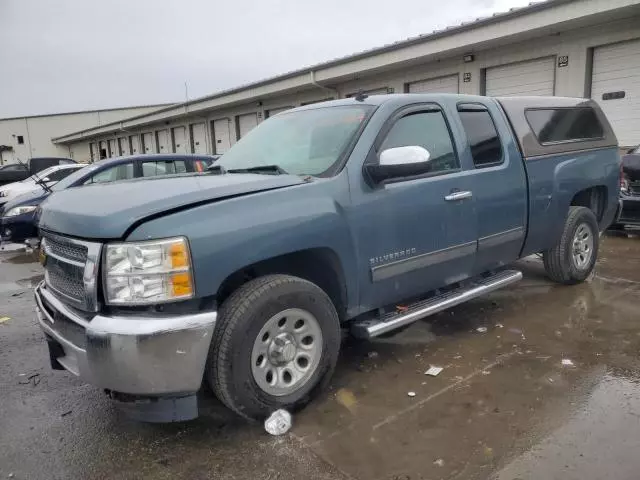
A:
266 106 293 118
592 40 640 147
118 137 130 156
142 132 156 154
408 75 459 94
191 123 207 154
238 113 258 138
130 135 141 155
485 57 555 97
157 129 170 153
212 118 233 154
172 127 187 154
108 139 117 158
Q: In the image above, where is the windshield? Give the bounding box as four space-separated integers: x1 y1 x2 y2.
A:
216 105 373 176
51 163 98 191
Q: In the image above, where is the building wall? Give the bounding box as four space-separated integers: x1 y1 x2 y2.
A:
0 105 168 165
64 12 640 156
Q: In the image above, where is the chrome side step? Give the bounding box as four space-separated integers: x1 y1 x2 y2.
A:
351 269 523 339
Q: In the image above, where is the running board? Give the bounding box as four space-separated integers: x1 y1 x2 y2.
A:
351 269 523 339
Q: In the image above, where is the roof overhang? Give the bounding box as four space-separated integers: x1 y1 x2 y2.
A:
53 0 640 144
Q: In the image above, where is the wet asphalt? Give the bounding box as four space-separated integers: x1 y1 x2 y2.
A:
1 233 640 480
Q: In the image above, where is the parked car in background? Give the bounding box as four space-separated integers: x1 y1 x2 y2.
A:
610 145 640 230
0 157 76 187
34 95 620 423
0 163 85 208
0 154 217 245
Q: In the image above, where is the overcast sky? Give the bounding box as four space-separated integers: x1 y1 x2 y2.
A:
0 0 532 117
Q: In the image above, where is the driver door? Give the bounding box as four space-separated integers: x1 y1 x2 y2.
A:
352 104 478 311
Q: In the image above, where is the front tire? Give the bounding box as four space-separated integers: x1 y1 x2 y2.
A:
206 274 341 420
543 206 599 285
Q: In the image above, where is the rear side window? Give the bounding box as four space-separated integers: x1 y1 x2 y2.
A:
525 108 604 144
458 107 503 167
141 160 187 177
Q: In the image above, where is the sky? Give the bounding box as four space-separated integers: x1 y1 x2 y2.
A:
0 0 534 118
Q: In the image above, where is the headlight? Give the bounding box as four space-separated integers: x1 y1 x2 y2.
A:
103 236 194 305
4 205 37 217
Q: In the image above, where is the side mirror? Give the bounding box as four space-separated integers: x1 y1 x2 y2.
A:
364 146 432 185
41 177 50 182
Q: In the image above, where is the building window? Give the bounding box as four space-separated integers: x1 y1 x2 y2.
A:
16 135 24 145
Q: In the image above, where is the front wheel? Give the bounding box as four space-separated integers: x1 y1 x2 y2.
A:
206 274 341 420
543 206 599 285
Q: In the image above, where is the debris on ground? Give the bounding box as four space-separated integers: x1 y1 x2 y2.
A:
0 316 10 325
561 358 575 367
336 388 357 413
11 291 25 297
367 351 379 359
424 366 443 377
61 410 72 417
407 391 416 397
264 409 292 436
18 373 40 386
434 458 445 467
476 326 488 333
482 370 491 375
495 323 504 328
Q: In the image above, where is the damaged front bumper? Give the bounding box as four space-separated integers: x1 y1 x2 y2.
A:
34 281 217 420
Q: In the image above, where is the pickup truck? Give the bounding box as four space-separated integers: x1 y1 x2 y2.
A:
0 157 76 187
34 94 620 422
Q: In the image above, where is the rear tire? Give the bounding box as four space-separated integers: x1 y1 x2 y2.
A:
206 274 341 420
543 206 599 285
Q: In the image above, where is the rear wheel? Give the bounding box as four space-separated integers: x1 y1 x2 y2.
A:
207 274 341 420
543 206 599 285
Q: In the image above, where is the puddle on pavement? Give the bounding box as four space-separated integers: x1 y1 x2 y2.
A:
290 245 640 479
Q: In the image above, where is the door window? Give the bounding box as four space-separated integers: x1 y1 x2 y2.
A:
458 107 503 167
84 163 134 184
141 160 187 177
380 110 459 174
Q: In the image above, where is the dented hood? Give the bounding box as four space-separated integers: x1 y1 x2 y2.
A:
38 173 305 239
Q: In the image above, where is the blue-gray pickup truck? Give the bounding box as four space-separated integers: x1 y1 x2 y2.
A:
34 94 620 422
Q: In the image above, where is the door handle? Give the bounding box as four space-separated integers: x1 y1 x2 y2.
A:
444 191 473 201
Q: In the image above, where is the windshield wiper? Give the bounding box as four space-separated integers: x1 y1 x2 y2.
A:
227 165 288 175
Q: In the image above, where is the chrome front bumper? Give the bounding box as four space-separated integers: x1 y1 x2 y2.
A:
35 281 216 396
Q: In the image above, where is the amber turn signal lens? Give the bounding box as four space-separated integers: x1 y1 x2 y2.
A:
170 272 193 297
169 242 189 269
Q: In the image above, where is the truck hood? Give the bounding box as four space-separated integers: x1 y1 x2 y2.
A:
38 173 305 239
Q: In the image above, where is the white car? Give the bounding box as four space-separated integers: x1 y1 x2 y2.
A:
0 163 86 207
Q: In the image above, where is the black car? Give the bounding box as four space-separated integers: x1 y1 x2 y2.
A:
0 154 217 244
0 157 76 187
611 145 640 230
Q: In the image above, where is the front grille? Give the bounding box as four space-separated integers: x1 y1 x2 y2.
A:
45 235 88 263
42 232 101 312
45 255 85 302
629 181 640 196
